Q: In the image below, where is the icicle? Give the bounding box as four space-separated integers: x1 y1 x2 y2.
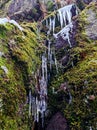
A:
58 9 64 28
69 91 72 104
36 98 39 122
9 20 23 31
50 50 53 70
71 61 74 67
48 40 51 60
52 16 56 33
29 90 32 117
46 19 49 28
63 11 66 26
57 4 73 28
66 9 72 23
52 87 55 94
32 97 36 117
90 126 92 130
55 57 58 73
66 32 72 47
47 17 52 34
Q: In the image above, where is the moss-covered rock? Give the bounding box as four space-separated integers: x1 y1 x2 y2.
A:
48 2 97 130
0 22 44 129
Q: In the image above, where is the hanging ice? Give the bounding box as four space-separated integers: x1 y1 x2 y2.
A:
47 16 56 34
53 23 73 47
48 40 51 60
42 55 47 82
0 18 23 31
29 89 32 117
45 4 78 34
90 126 92 130
68 91 72 104
55 57 58 73
9 20 23 31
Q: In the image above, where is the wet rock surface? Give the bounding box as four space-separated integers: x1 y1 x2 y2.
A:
85 9 97 40
0 0 43 21
46 112 69 130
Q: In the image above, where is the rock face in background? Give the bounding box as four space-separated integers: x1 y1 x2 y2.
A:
8 0 43 21
0 0 95 22
46 112 69 130
85 7 97 40
83 0 92 4
0 0 43 21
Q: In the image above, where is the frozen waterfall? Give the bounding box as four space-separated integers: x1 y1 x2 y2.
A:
28 3 78 129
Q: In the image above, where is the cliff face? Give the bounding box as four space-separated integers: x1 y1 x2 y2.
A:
0 0 95 21
0 0 43 21
0 1 97 130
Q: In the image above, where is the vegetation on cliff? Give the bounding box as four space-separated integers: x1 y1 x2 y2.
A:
0 22 44 130
48 2 97 130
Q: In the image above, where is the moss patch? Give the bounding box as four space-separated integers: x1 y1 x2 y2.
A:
0 22 44 129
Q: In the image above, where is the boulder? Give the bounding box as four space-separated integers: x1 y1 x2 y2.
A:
46 112 69 130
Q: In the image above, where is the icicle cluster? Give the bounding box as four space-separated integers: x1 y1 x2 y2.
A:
47 39 58 73
53 22 73 47
28 55 48 127
28 3 78 128
45 4 77 34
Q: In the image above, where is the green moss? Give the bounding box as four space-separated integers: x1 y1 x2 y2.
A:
0 22 44 129
49 3 97 130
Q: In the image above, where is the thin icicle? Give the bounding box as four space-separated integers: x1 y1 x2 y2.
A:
50 50 53 70
57 4 73 27
66 9 72 23
63 11 66 26
48 40 51 60
90 126 92 130
58 9 64 28
55 57 58 73
69 91 72 104
46 19 49 28
29 90 32 117
52 16 56 33
9 20 23 31
49 17 52 34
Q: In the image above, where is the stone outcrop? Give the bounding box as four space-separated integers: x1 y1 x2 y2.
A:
0 0 43 21
85 6 97 40
46 112 69 130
